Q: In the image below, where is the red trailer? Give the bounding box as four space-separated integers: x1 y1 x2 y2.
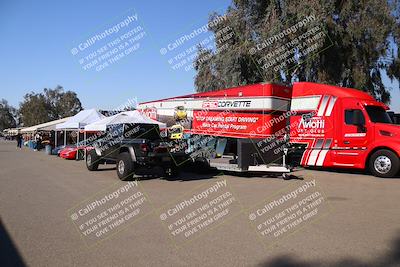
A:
138 82 400 178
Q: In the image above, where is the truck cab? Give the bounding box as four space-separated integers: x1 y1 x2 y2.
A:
290 82 400 177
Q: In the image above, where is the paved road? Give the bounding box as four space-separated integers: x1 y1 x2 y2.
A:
0 140 399 267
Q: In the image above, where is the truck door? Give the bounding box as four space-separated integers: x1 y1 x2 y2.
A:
334 100 370 166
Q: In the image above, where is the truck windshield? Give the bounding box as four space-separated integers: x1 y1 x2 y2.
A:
365 106 393 124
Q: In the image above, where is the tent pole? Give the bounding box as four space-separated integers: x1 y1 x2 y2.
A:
76 130 80 160
64 130 66 146
84 131 87 160
55 130 57 148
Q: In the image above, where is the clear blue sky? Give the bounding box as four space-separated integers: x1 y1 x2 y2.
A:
1 0 399 112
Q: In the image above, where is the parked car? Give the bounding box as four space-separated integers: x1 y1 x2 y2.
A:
60 145 93 160
52 145 68 156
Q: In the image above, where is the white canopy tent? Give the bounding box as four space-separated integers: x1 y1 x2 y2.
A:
56 109 105 130
20 117 71 133
84 110 166 131
20 118 71 149
56 109 106 148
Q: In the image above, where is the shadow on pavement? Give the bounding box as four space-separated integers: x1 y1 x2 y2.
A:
166 171 223 182
129 170 302 182
228 172 304 180
305 167 400 179
0 218 26 267
96 167 116 171
120 172 220 182
258 232 400 267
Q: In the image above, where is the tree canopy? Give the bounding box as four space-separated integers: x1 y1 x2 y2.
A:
19 86 82 127
0 99 17 131
194 0 400 104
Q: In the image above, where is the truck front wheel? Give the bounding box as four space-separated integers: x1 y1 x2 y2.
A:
369 149 399 178
116 152 135 180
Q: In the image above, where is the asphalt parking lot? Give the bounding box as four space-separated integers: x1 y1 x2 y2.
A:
0 140 399 267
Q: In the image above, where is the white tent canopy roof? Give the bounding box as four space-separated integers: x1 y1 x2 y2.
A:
84 110 166 131
56 109 105 130
21 117 71 133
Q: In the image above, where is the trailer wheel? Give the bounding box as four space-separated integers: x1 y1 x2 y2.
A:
86 149 99 171
193 158 210 174
165 165 179 179
116 152 134 180
369 149 399 178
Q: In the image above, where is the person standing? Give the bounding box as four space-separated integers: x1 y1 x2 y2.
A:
34 132 40 151
16 132 22 150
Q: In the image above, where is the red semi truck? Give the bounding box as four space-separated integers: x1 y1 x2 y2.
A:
138 82 400 178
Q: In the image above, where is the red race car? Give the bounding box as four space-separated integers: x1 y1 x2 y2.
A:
59 145 93 160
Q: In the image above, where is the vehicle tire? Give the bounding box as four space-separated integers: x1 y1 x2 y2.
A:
86 149 99 171
165 165 179 179
193 158 210 174
116 152 134 180
369 149 399 178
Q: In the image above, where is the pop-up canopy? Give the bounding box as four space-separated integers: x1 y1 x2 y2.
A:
21 117 71 133
84 110 166 131
56 109 105 130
